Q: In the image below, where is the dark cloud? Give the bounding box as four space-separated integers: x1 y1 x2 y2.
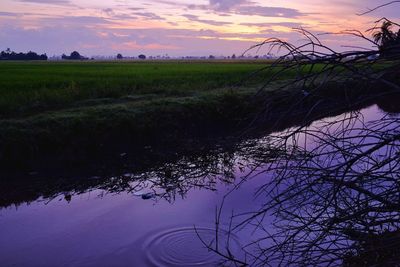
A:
182 14 231 26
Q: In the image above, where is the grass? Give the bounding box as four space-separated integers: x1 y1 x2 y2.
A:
0 61 272 117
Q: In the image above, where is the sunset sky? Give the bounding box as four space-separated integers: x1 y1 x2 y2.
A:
1 0 399 57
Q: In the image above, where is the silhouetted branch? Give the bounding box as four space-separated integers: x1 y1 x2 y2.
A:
357 1 400 16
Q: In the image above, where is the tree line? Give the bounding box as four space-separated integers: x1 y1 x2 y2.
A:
0 48 47 60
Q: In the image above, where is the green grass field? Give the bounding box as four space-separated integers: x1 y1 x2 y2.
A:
0 61 272 117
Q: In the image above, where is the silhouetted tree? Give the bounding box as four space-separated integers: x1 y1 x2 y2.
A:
373 20 400 58
70 51 82 60
117 53 123 59
62 51 88 60
0 49 47 60
138 54 146 60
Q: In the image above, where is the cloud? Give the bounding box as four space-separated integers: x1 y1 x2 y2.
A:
2 21 367 57
132 12 165 21
0 24 271 56
234 6 304 18
14 0 70 5
240 22 304 29
188 1 306 18
209 0 250 11
0 12 19 17
40 15 112 25
111 41 180 51
102 8 114 16
182 14 231 26
128 7 144 11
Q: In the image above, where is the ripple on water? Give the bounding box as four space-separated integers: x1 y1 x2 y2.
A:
142 226 241 267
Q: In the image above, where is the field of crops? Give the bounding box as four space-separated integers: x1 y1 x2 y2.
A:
0 61 271 117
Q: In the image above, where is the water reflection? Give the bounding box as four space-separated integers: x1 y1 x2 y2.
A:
1 95 400 267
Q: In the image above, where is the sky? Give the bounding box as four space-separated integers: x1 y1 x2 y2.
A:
0 0 399 57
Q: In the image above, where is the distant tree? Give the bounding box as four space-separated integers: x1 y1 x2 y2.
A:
231 54 236 59
138 54 146 60
117 53 123 59
69 51 82 60
209 55 215 59
0 49 47 60
62 51 88 60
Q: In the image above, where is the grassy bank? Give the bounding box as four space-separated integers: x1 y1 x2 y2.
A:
0 61 277 168
1 89 262 163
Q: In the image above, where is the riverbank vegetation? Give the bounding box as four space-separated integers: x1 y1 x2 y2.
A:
0 59 397 171
0 61 273 168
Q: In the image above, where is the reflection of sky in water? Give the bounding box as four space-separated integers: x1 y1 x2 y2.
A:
0 168 267 266
0 103 399 266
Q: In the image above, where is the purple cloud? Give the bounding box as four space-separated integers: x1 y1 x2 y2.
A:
132 12 165 21
182 14 231 26
14 0 70 5
188 1 305 18
234 6 304 18
209 0 250 11
0 12 18 17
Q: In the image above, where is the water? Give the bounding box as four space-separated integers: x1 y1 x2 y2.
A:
0 166 264 266
0 103 399 266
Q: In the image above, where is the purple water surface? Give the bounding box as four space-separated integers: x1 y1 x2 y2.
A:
0 104 392 267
